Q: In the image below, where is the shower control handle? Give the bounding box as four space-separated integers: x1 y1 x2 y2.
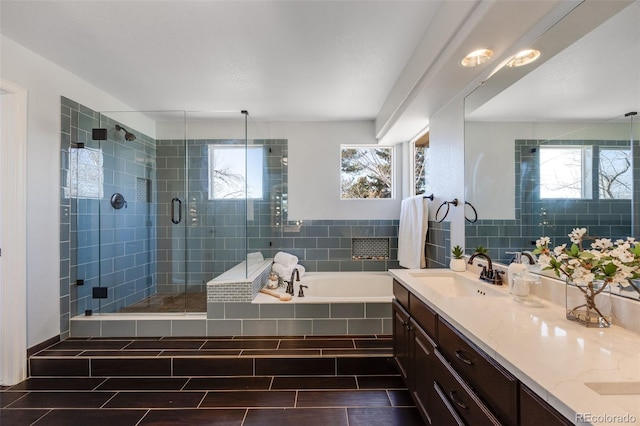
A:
171 197 182 224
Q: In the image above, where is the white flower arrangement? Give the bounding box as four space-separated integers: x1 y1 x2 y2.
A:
532 228 640 287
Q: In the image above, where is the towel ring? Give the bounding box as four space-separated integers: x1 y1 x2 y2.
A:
465 201 478 223
435 198 458 223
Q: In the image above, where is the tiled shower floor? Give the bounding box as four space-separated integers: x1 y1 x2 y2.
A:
0 335 425 426
118 292 207 313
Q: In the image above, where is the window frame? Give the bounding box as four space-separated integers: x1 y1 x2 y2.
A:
208 144 264 200
339 144 394 200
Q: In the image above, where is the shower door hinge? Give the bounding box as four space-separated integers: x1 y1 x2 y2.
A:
92 128 107 141
92 287 108 299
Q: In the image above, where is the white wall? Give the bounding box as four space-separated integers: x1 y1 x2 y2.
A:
158 119 403 221
267 121 402 221
429 97 466 249
0 35 149 347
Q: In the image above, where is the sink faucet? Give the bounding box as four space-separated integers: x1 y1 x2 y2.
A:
521 252 536 265
286 268 300 296
467 252 504 285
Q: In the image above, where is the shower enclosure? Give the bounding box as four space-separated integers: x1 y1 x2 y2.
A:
68 107 286 316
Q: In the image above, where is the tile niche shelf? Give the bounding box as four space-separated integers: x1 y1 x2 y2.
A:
352 238 390 260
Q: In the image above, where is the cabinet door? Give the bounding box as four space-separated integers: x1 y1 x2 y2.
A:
438 317 517 425
411 319 436 425
392 299 411 386
520 384 573 426
431 381 466 426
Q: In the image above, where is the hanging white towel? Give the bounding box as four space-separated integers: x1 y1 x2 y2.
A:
398 195 429 269
274 251 299 267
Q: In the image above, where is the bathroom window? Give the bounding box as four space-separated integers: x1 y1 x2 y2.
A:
340 146 393 199
539 146 592 199
67 147 104 199
208 145 264 199
599 148 631 199
412 130 430 196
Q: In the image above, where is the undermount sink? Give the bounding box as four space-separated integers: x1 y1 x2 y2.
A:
409 271 508 298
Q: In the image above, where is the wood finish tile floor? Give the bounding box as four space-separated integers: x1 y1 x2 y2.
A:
1 335 425 425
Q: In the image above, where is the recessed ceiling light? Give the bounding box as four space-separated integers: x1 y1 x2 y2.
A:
460 49 494 67
505 49 541 67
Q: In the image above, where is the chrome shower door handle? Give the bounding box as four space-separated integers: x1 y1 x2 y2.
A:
171 197 182 224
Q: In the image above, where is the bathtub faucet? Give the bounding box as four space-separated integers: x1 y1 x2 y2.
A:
286 269 300 296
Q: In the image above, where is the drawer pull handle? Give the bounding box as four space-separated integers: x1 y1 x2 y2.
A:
455 349 473 365
449 390 468 410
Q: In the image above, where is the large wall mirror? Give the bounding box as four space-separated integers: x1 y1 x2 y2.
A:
464 1 639 300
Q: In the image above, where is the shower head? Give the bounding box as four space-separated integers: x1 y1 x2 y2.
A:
115 124 136 141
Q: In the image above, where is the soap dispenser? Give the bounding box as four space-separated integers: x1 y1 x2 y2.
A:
506 252 527 294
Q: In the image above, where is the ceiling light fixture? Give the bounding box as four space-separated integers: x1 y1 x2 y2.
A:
460 49 494 67
505 49 541 67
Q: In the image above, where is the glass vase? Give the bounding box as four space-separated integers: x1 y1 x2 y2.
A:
565 280 612 328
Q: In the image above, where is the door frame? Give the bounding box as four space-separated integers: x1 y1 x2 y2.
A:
0 79 28 385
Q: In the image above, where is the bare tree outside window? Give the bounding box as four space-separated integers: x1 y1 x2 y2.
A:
208 145 264 199
340 146 393 199
599 148 631 199
414 145 429 195
67 147 104 199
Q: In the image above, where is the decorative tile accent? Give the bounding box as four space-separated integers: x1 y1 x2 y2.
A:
351 238 389 260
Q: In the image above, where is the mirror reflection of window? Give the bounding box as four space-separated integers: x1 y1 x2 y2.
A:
539 146 592 199
67 147 104 199
599 148 632 199
208 145 264 200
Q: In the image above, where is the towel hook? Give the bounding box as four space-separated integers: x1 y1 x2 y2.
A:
435 198 459 223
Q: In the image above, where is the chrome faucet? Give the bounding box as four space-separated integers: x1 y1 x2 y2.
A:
468 252 504 285
286 268 300 296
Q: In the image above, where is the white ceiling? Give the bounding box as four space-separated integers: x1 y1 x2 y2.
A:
1 0 636 133
0 0 442 120
467 0 640 122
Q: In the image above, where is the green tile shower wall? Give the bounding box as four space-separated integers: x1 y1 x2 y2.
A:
465 139 634 264
60 97 157 323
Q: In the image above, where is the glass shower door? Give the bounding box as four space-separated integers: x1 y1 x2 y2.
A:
85 111 162 314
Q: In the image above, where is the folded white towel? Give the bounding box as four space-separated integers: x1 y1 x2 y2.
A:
271 262 292 278
271 263 306 279
398 195 428 269
274 251 298 267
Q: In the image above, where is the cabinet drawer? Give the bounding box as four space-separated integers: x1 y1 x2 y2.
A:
434 350 500 426
438 317 518 425
520 384 573 426
393 279 410 310
409 292 437 339
431 381 465 426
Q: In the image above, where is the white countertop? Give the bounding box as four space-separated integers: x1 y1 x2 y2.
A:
389 268 640 426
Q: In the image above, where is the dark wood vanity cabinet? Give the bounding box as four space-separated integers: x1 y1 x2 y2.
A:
438 317 518 425
393 280 438 424
392 278 571 426
520 384 573 426
392 299 411 384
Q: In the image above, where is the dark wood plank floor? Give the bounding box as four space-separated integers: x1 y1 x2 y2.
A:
1 335 425 425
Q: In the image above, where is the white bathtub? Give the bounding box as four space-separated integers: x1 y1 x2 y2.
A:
253 271 393 303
